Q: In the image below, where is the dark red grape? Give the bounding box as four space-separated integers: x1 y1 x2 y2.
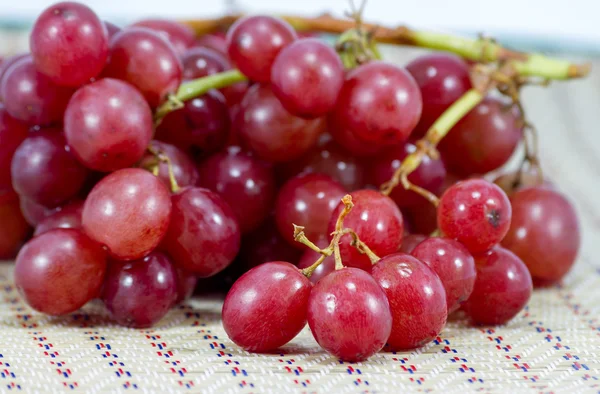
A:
181 46 229 79
104 21 121 39
103 27 182 107
155 89 230 160
327 189 403 270
0 196 30 259
197 146 275 233
0 105 29 198
163 187 240 277
34 200 83 236
271 38 344 118
226 15 297 82
132 19 195 56
501 186 580 285
372 253 447 349
20 198 58 226
222 261 312 352
64 78 153 172
235 84 325 162
30 1 109 87
439 98 521 176
0 53 28 102
82 168 172 260
412 237 476 313
0 56 74 125
404 199 439 235
138 141 199 190
296 239 335 284
399 233 428 254
369 141 446 207
102 252 178 327
406 53 472 138
438 179 511 253
307 267 392 361
14 228 107 315
175 268 197 304
462 246 532 325
11 130 89 207
275 173 345 247
329 61 422 153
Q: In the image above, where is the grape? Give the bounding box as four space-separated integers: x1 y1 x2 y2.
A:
197 146 275 233
439 98 521 176
501 186 580 285
30 2 108 87
276 134 366 191
275 173 346 247
103 27 182 107
329 61 422 153
238 218 302 271
438 179 511 253
493 170 549 197
412 237 476 313
138 141 199 190
369 141 446 207
104 21 121 39
82 168 172 260
372 253 447 349
462 246 532 325
235 84 325 162
132 19 196 56
296 239 335 284
0 56 74 125
102 252 178 327
155 89 230 160
271 38 344 118
64 78 153 172
404 199 439 236
181 46 229 80
327 189 403 270
163 187 241 277
175 268 197 304
34 200 83 236
14 228 107 315
0 53 28 102
0 196 30 259
406 53 472 138
226 15 297 82
307 267 392 361
196 33 227 55
20 198 58 226
0 105 29 198
399 233 428 254
222 261 312 352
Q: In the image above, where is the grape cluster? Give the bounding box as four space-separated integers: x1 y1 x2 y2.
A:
0 2 582 360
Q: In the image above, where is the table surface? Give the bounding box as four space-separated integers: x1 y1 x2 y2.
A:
1 48 600 393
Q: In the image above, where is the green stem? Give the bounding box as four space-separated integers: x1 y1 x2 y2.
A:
426 89 484 145
512 54 591 80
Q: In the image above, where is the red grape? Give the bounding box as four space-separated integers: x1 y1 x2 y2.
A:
138 141 199 190
0 105 29 198
197 146 275 233
399 233 428 254
104 21 121 39
404 199 439 235
372 253 447 349
20 198 58 226
329 61 422 152
132 19 195 56
175 268 197 304
412 237 476 313
155 89 230 160
307 267 392 361
226 15 297 82
102 252 178 327
0 196 30 259
235 84 325 162
163 187 240 277
406 53 472 138
275 173 345 247
501 186 580 285
64 78 153 172
82 168 172 260
0 53 29 102
196 33 227 55
271 38 344 118
14 228 107 315
0 56 74 125
438 179 511 253
439 98 521 176
222 261 312 352
327 189 403 270
296 239 335 284
369 141 446 207
30 1 109 87
462 246 532 325
103 27 182 107
181 46 229 79
34 200 83 236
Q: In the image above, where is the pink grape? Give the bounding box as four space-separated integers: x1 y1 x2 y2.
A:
34 200 83 236
132 19 195 56
138 141 199 190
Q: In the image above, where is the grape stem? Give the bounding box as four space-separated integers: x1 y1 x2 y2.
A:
146 145 181 193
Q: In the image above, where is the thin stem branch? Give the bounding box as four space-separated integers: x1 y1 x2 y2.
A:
342 229 380 264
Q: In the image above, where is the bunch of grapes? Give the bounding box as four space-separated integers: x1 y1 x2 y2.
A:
0 2 583 361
